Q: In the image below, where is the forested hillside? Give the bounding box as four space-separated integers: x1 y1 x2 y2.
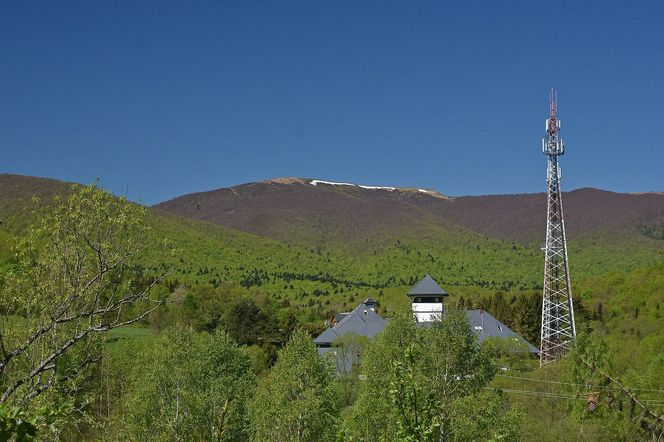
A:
155 177 664 246
1 174 663 440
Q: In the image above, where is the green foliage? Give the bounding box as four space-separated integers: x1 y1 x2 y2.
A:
389 343 441 441
110 327 254 441
566 332 664 441
0 405 37 441
475 291 541 346
223 298 272 346
150 283 296 367
346 310 417 441
640 222 664 241
447 392 522 442
249 330 338 442
0 401 75 442
347 309 520 441
490 337 534 372
0 184 173 439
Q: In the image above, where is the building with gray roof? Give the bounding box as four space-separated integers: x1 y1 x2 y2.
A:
465 308 539 353
315 298 386 374
314 299 386 349
314 276 538 373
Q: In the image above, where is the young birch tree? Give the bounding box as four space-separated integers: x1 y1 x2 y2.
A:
112 327 254 441
0 185 173 411
249 330 338 442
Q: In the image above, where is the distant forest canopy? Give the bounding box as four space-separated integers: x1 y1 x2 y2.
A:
0 175 663 440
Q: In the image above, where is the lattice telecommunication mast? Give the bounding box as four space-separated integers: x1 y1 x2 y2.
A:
539 89 576 366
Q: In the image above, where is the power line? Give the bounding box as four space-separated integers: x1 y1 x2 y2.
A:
485 387 577 400
496 374 578 386
486 387 664 406
495 374 664 394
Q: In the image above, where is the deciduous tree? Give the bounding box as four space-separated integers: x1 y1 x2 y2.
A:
111 327 254 441
0 185 173 410
249 330 338 442
348 309 521 441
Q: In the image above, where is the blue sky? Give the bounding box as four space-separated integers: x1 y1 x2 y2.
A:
1 1 663 204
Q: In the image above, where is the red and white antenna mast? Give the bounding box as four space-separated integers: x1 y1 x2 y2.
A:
539 88 576 366
547 88 558 135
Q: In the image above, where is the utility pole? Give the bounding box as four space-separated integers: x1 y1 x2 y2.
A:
539 89 576 366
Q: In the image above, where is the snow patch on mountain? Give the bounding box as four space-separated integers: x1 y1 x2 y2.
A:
310 180 356 188
310 180 397 191
308 179 449 199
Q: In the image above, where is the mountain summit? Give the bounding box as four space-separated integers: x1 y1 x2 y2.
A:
153 177 664 246
263 177 450 200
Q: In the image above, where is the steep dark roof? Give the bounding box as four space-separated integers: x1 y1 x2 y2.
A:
314 327 339 345
314 302 386 346
465 309 538 353
408 275 448 297
413 309 538 353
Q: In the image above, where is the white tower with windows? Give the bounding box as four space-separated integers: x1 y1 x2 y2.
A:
408 275 448 322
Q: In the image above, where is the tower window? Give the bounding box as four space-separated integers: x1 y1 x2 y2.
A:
413 297 441 303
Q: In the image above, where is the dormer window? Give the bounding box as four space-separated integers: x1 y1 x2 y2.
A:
497 325 503 332
474 325 483 332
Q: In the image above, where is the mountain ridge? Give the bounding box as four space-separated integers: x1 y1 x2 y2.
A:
153 176 664 246
3 173 664 249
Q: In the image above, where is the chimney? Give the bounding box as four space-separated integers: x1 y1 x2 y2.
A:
479 303 484 332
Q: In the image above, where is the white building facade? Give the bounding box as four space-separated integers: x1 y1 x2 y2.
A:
408 275 448 322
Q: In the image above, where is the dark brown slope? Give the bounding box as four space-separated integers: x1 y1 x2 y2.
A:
0 174 74 233
154 178 664 245
153 178 453 244
436 188 664 244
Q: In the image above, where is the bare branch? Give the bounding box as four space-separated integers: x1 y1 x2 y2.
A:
1 185 174 406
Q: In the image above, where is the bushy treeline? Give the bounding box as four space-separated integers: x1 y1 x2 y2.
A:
84 309 524 441
107 328 254 440
343 309 522 441
145 283 304 369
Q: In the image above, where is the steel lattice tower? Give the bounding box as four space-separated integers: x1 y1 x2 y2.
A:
539 89 576 366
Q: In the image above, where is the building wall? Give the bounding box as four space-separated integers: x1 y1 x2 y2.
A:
412 302 443 322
